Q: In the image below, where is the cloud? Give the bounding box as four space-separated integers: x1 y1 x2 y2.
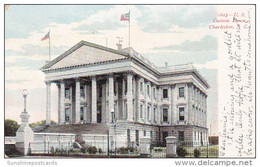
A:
6 44 68 58
193 59 219 70
5 66 45 90
153 35 218 52
137 5 217 33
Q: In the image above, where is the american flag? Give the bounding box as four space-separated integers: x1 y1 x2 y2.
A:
41 31 50 41
120 12 130 21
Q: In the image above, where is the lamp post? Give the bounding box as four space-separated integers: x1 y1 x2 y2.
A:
111 108 115 124
22 89 28 113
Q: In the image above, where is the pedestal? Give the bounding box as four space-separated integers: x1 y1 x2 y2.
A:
166 136 177 158
15 112 34 155
140 137 151 158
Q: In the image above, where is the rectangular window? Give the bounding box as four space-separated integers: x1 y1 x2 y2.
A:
147 106 150 121
80 86 85 98
179 107 185 121
179 87 185 98
162 131 168 145
140 82 143 93
178 131 185 141
65 108 70 122
124 80 127 95
150 131 153 140
114 81 117 95
163 108 168 122
65 88 70 99
135 130 139 146
143 130 146 137
163 89 168 98
140 104 143 118
153 107 156 123
147 85 150 97
99 87 102 98
80 107 84 121
153 88 156 99
127 129 131 146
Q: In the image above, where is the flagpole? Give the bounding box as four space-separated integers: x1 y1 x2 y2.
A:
48 30 51 60
128 10 130 48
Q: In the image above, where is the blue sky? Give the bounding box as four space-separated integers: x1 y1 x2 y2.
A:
5 5 218 135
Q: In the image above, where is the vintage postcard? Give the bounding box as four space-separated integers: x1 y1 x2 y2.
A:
4 3 256 164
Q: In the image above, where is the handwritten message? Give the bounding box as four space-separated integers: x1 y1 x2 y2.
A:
218 6 255 157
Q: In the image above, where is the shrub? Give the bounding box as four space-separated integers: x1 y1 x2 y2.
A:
50 146 55 154
128 147 134 153
194 148 201 158
117 147 128 154
87 146 97 154
98 148 103 154
80 147 86 153
177 145 188 157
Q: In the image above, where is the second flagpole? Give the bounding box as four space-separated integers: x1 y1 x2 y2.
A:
128 11 130 48
49 30 51 60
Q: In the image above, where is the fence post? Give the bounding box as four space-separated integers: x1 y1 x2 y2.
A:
166 136 177 158
207 142 209 158
107 130 110 156
140 137 151 158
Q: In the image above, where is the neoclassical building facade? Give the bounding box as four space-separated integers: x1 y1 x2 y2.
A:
41 40 209 146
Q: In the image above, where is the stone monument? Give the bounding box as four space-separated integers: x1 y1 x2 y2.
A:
166 136 177 158
15 89 34 155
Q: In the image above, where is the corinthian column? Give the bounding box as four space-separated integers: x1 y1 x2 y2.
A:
127 72 133 121
60 80 65 124
45 81 51 125
108 74 114 122
75 78 81 123
91 76 97 123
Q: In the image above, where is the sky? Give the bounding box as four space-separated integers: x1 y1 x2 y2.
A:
5 5 218 135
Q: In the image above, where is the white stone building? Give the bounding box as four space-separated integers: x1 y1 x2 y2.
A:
40 40 209 147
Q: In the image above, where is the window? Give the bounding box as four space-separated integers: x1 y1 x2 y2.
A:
179 87 185 98
150 131 153 140
65 88 70 99
124 80 127 95
147 85 150 97
153 107 157 123
114 82 117 95
163 108 168 122
140 104 143 118
178 131 185 141
140 82 143 93
80 86 85 98
153 88 156 99
147 106 150 121
127 129 131 146
143 130 146 137
179 107 185 121
135 130 139 146
99 87 102 98
163 89 168 98
65 108 70 122
80 107 84 121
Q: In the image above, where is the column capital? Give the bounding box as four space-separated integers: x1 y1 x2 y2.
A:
45 81 51 85
126 70 134 76
59 79 65 84
91 75 97 81
74 77 81 82
108 73 114 77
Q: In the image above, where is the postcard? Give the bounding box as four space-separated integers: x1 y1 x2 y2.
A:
4 4 255 162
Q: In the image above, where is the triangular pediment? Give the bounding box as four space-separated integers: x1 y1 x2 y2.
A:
41 41 129 70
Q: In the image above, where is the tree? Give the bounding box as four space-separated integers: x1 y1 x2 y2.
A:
5 119 19 136
29 120 57 128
